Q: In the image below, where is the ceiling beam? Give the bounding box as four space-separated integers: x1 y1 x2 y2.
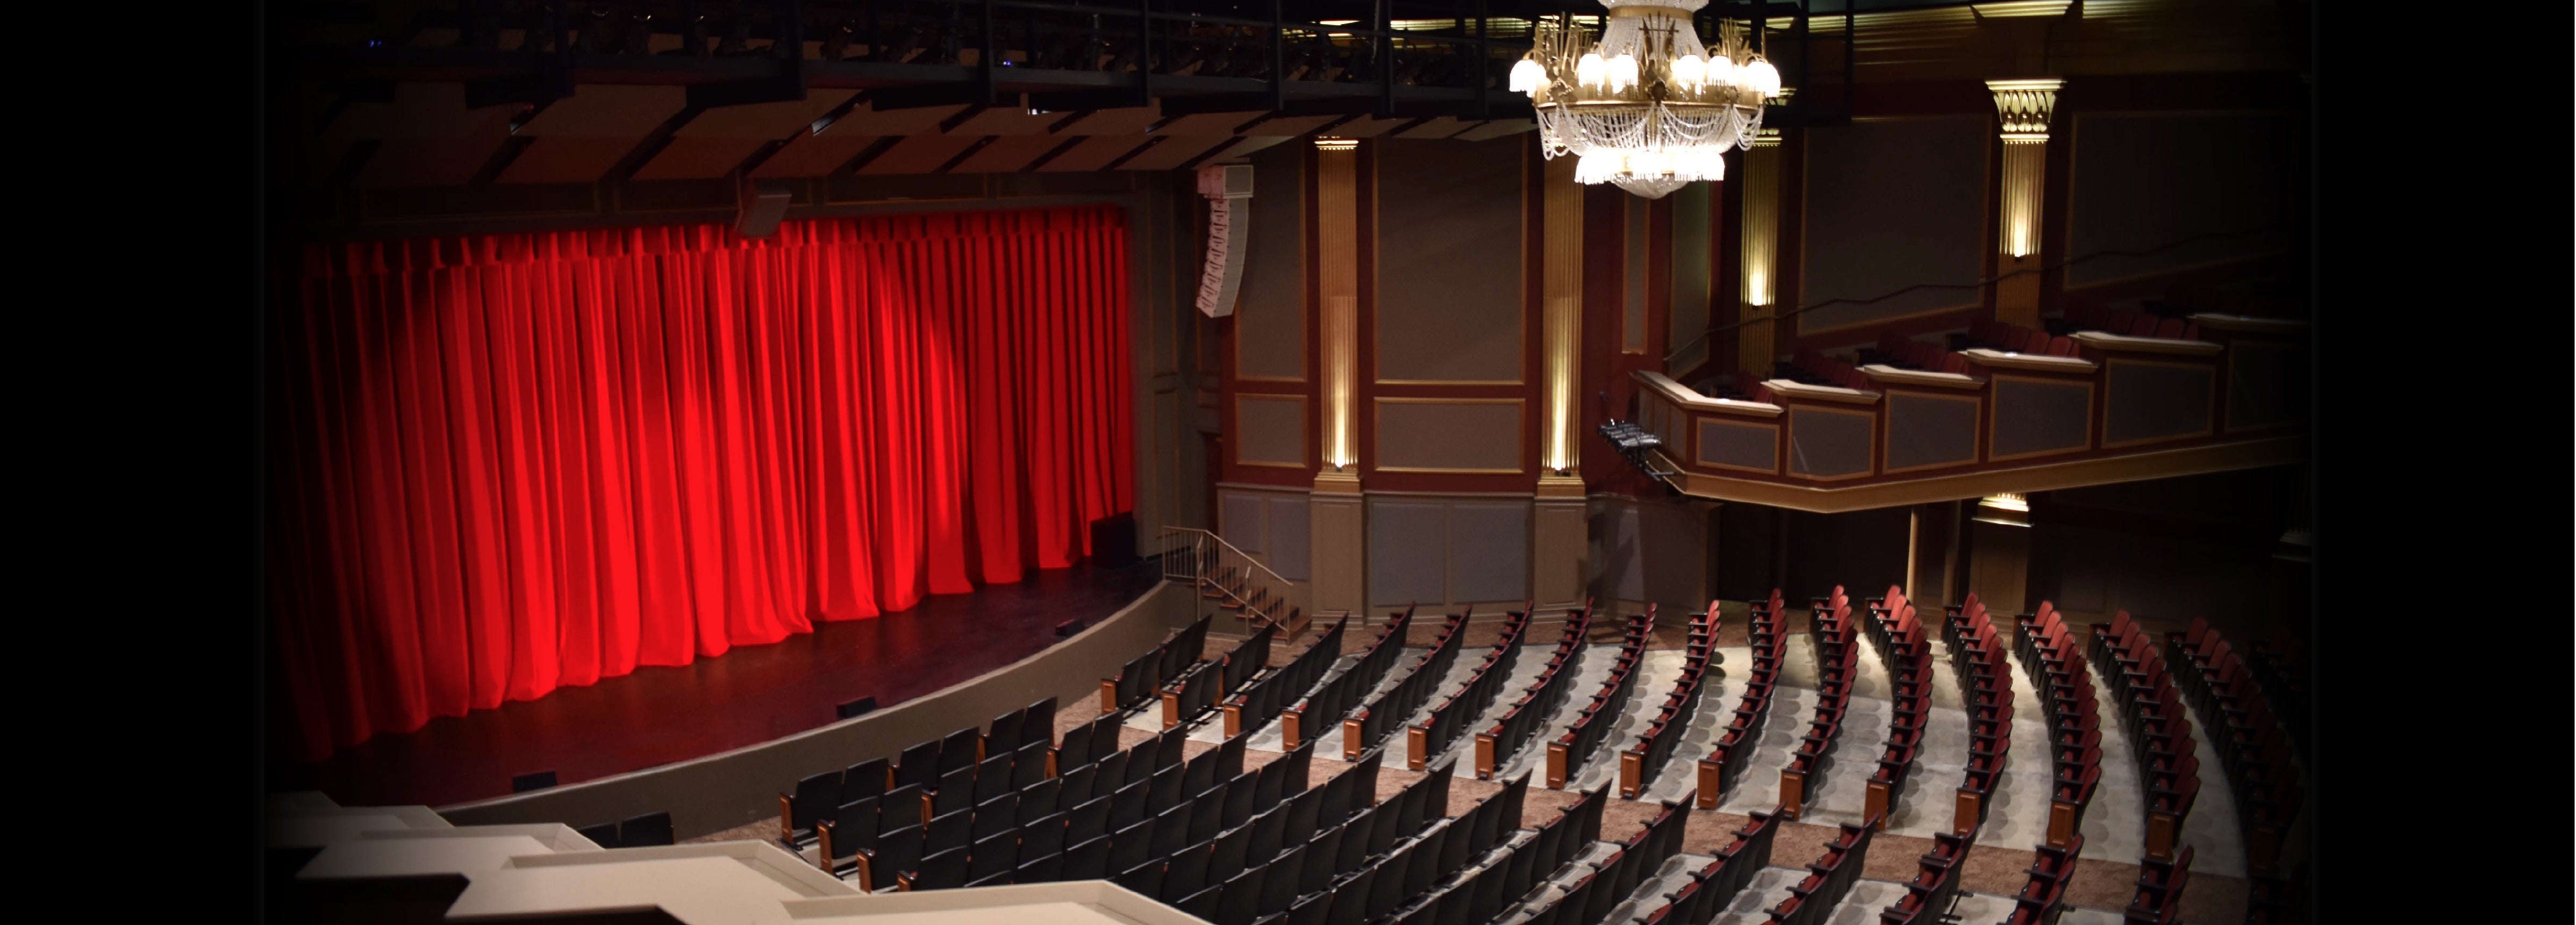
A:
1099 136 1169 171
1175 136 1256 172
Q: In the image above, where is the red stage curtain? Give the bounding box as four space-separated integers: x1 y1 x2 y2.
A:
267 206 1133 762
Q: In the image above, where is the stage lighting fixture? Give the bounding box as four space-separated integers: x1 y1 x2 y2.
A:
820 21 853 60
620 12 655 55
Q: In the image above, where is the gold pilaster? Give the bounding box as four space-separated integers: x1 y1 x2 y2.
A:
1310 142 1366 617
1737 128 1781 376
1541 153 1584 475
1988 78 2062 329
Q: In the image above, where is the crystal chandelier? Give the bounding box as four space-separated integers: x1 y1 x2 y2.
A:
1509 0 1781 199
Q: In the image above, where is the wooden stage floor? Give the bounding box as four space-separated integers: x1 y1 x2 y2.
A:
267 561 1161 809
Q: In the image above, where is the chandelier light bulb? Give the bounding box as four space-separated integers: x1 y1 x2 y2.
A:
1609 53 1640 93
1576 52 1605 88
1509 58 1544 95
1705 55 1735 87
1743 58 1781 96
1670 54 1705 90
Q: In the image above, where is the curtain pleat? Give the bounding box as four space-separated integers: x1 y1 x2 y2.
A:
270 206 1134 763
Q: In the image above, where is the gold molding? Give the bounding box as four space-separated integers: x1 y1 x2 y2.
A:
1371 397 1528 474
1696 418 1782 475
1986 372 2095 462
1652 435 2306 514
1879 390 1984 476
1786 405 1879 481
2099 356 2216 450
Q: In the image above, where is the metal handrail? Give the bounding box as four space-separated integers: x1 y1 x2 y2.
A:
1157 526 1301 634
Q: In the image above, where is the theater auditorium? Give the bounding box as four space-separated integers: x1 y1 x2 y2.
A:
260 2 2314 923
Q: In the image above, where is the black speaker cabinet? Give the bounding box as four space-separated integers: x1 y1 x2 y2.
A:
1090 513 1137 569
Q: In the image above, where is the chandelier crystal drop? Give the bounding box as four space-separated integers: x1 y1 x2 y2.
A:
1514 0 1779 199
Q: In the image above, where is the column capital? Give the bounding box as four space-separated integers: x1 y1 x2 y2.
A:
1986 78 2064 137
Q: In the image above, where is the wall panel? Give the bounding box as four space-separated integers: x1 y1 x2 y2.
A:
1235 395 1308 467
1373 139 1525 383
1235 142 1307 381
1798 117 1990 332
1373 399 1525 473
2066 113 2300 288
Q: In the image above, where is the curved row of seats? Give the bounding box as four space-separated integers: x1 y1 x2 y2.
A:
1409 607 1536 769
1417 783 1608 925
1633 810 1783 925
2244 626 2309 759
2121 844 2194 924
1696 589 1787 809
836 726 1249 891
1877 823 1977 924
1941 596 2014 836
1475 604 1598 779
2089 611 2199 862
1544 607 1654 787
1780 589 1860 818
1303 763 1531 925
2012 601 2103 849
1224 615 1353 737
1164 620 1278 728
1341 608 1472 762
1858 587 1932 828
1282 605 1419 749
1512 795 1692 925
1133 743 1451 925
1998 834 2085 924
1763 810 1883 924
2166 617 2301 876
1104 614 1214 713
782 697 1061 854
1619 603 1721 798
808 621 1286 892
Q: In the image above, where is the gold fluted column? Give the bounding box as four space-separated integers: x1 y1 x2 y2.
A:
1736 128 1781 377
1308 138 1366 618
1988 79 2062 329
1533 152 1588 609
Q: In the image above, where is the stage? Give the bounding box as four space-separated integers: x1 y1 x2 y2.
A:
268 561 1161 809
